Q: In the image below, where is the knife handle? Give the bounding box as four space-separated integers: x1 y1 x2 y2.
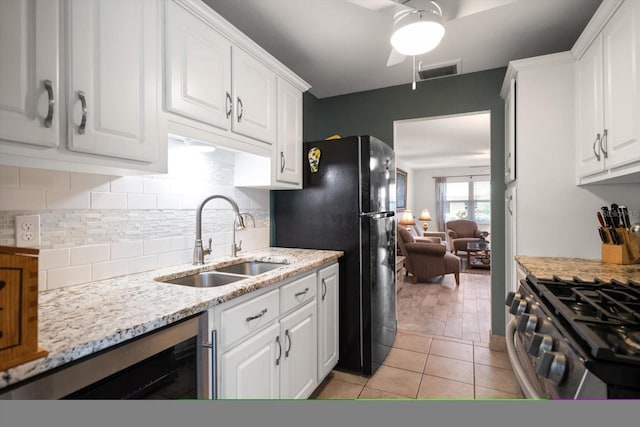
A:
597 212 606 228
620 206 631 229
598 227 609 243
601 207 613 228
610 228 621 245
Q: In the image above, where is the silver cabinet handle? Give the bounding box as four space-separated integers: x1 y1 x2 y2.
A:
43 80 54 128
201 330 218 399
285 330 292 357
507 195 513 215
600 129 608 159
245 308 267 322
294 287 309 297
77 90 87 135
280 151 286 173
592 133 601 161
275 336 282 366
236 97 243 122
225 92 232 119
322 278 327 301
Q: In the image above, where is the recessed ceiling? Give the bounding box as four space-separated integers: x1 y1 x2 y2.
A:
205 0 603 98
394 112 491 170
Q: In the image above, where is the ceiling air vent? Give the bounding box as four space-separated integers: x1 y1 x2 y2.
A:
417 60 461 81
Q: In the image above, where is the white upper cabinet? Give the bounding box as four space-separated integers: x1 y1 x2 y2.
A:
276 77 303 186
0 0 60 148
165 0 232 131
574 0 640 184
231 47 277 144
66 0 161 162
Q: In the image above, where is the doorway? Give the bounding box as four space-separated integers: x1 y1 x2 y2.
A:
393 111 492 343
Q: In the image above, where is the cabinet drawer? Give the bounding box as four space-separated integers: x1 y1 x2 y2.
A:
280 273 316 314
220 288 279 349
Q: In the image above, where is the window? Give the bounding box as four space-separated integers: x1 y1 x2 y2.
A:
444 178 490 224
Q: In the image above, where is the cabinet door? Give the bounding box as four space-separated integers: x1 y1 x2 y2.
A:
276 78 303 185
575 34 605 178
0 0 59 148
67 0 160 162
504 78 516 184
165 0 232 131
219 322 280 399
280 300 317 399
317 263 339 381
602 0 640 169
232 47 277 144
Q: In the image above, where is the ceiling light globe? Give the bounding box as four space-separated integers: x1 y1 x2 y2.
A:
391 20 445 56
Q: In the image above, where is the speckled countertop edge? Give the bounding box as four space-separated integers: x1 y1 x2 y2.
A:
0 247 342 390
515 255 640 283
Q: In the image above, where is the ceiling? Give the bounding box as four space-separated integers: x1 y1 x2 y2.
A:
204 0 602 170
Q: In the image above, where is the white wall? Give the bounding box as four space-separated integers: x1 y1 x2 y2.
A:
411 166 491 233
514 59 640 259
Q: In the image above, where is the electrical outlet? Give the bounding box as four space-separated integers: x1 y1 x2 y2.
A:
15 215 41 247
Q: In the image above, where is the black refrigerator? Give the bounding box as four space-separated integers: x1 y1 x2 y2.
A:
272 135 397 375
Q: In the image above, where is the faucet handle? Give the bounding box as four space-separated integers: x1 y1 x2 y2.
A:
204 237 212 255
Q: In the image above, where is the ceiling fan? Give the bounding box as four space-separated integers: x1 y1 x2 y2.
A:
348 0 518 67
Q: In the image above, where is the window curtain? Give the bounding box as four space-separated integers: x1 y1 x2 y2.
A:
434 177 446 232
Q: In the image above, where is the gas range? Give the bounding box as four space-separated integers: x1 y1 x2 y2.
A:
505 275 640 399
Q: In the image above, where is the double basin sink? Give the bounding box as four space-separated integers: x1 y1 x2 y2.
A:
158 260 287 288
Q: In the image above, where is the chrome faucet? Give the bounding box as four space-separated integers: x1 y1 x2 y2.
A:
233 212 256 257
193 195 245 265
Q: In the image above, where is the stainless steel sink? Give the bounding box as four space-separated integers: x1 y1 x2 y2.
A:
214 261 286 276
161 271 247 288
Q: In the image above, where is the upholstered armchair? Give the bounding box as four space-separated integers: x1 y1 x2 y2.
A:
446 220 489 255
397 227 460 286
406 224 449 251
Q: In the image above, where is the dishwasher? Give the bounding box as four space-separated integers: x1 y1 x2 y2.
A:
0 312 212 400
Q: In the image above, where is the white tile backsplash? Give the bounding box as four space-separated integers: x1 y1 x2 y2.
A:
128 193 157 210
91 259 128 282
47 265 92 290
111 241 143 260
20 168 69 189
39 248 71 270
1 145 270 290
0 188 46 210
91 192 127 209
0 165 19 188
46 190 91 209
70 244 110 266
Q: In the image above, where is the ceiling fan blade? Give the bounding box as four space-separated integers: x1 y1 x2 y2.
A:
439 0 519 21
345 0 399 12
386 48 407 67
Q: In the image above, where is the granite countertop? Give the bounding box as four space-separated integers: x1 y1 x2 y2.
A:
516 255 640 282
0 247 342 390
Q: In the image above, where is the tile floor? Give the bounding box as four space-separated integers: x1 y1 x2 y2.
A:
310 269 524 400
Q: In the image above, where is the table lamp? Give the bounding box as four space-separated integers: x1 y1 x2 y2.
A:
399 210 415 231
419 209 432 232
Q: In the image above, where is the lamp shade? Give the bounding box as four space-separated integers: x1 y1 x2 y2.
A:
399 210 415 226
419 209 432 222
390 9 445 56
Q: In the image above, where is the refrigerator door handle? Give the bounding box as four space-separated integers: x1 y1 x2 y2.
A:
360 211 395 219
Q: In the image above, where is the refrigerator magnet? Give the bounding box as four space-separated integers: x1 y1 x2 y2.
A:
308 147 321 172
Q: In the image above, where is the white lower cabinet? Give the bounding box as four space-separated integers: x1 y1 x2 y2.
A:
211 262 336 399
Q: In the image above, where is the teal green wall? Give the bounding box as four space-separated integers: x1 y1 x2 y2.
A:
303 67 508 337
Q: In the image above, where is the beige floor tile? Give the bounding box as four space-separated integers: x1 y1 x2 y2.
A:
462 331 481 342
475 386 522 400
423 320 446 336
473 341 490 348
358 387 410 399
429 338 474 362
417 374 474 399
474 364 521 395
365 365 422 398
434 335 474 346
331 369 369 386
383 347 427 373
393 330 432 354
312 377 364 399
474 346 513 369
423 355 474 384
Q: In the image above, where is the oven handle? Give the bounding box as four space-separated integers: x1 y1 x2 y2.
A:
506 318 542 399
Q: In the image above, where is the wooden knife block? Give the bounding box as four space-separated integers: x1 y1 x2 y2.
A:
601 228 640 265
0 246 48 371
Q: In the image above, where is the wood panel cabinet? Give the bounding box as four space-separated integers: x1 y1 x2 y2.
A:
575 0 640 184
